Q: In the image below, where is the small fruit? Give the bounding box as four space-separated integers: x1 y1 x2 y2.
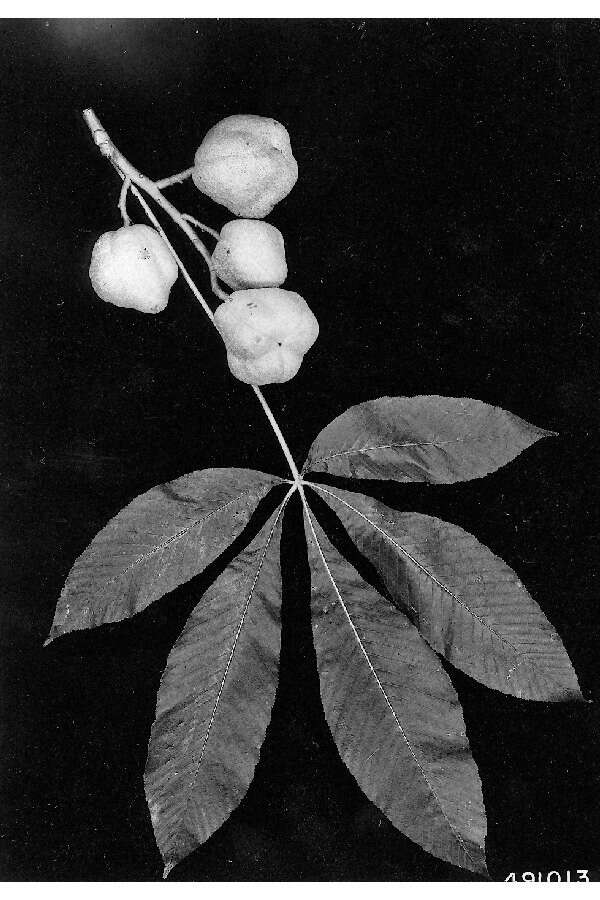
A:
192 114 298 218
214 288 319 385
212 220 287 290
89 224 178 313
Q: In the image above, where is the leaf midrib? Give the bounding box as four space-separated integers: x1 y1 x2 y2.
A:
181 500 286 820
311 484 523 658
304 436 469 471
86 483 271 594
304 508 478 869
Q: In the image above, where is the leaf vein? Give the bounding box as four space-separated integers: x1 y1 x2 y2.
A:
312 484 522 658
182 496 289 818
304 506 477 867
307 437 469 468
97 486 266 592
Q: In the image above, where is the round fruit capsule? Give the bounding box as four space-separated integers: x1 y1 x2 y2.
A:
89 224 177 314
212 220 287 290
214 288 318 385
192 114 298 219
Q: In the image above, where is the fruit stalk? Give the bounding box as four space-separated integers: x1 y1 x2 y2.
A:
82 107 303 486
83 108 229 305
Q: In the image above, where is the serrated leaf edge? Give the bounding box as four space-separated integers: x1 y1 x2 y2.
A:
303 504 486 874
45 473 282 646
301 394 556 476
180 498 288 807
157 484 296 878
310 482 522 657
309 482 580 701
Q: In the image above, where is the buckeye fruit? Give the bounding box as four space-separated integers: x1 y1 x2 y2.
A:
212 219 287 290
192 114 298 219
214 288 318 385
89 224 177 314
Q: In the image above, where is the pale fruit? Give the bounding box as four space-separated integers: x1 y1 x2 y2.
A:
212 220 287 290
192 114 298 219
214 288 318 385
89 224 177 314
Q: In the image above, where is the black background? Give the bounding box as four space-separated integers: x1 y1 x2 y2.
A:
1 18 599 882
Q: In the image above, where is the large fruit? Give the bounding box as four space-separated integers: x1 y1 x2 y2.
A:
89 224 178 314
212 220 287 290
192 114 298 218
214 288 319 385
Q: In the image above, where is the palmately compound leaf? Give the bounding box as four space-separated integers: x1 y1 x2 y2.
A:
312 485 582 702
302 395 555 483
45 468 282 644
303 508 488 876
144 500 286 878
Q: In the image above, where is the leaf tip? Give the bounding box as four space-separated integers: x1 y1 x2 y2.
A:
564 685 586 704
533 682 585 705
461 845 489 878
541 426 559 439
162 860 176 880
477 861 491 879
